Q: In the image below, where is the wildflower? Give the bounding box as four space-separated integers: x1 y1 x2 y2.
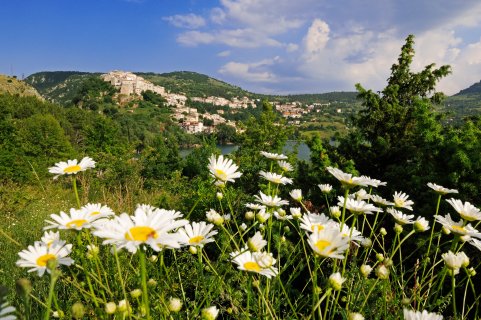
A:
247 232 267 252
178 221 217 248
360 176 387 188
147 278 157 287
414 217 430 232
403 308 443 320
253 251 276 268
71 302 85 319
256 209 271 223
130 289 142 298
338 197 381 215
206 209 225 226
370 194 394 206
328 272 346 291
335 222 365 245
318 184 333 193
254 191 289 207
361 238 372 248
168 297 182 313
354 189 370 201
244 211 255 220
277 160 293 172
468 238 481 252
375 265 390 279
290 207 302 219
326 166 369 188
393 191 414 211
245 203 266 211
360 264 372 278
216 192 223 200
48 156 96 179
387 208 415 225
44 208 96 231
230 250 278 278
307 228 349 259
118 300 130 313
259 171 293 185
468 267 476 276
348 312 365 320
289 189 303 201
434 214 481 238
442 251 466 275
189 246 198 254
201 306 219 320
446 198 481 222
40 231 60 247
376 253 385 262
260 151 287 160
274 210 292 220
330 206 341 218
16 242 74 276
208 154 242 183
427 182 458 195
93 207 188 253
105 302 117 314
300 212 332 233
81 203 115 218
240 223 247 231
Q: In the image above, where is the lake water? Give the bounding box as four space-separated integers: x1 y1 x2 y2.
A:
180 140 311 161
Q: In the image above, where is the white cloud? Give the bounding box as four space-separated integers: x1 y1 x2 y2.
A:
163 14 206 29
177 29 282 48
219 57 281 82
217 50 231 57
303 19 330 61
286 43 299 52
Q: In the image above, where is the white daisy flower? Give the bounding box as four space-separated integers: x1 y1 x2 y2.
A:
48 156 96 179
307 228 350 259
253 251 276 268
403 308 443 320
349 312 365 320
328 272 346 291
427 183 458 195
329 206 341 218
40 231 60 247
290 207 302 219
230 250 278 278
274 210 293 220
326 167 369 188
254 191 289 207
393 191 414 211
370 195 394 206
178 221 217 248
259 171 293 185
207 154 242 183
434 214 481 238
206 209 224 226
446 198 481 222
318 184 333 193
354 189 370 201
260 151 287 160
201 306 219 320
256 209 271 223
442 251 466 275
245 203 266 211
277 160 293 172
360 176 387 188
44 208 96 230
338 197 381 215
300 212 333 233
414 217 430 232
247 231 267 252
81 203 115 218
93 208 188 253
333 222 365 245
16 242 74 276
387 208 415 225
289 189 303 201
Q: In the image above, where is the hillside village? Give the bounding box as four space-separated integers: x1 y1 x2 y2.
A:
101 70 336 133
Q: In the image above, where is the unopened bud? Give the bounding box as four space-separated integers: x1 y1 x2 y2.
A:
189 246 198 254
71 302 85 319
105 302 117 314
394 223 403 234
380 228 387 236
130 289 142 299
16 278 32 297
168 297 182 313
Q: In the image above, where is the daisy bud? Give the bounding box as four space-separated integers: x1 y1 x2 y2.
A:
256 211 269 223
402 298 411 305
252 280 260 288
118 300 130 313
189 246 198 255
361 238 372 248
147 278 157 287
283 226 290 233
245 211 255 220
394 223 403 234
360 265 372 278
240 223 247 231
289 189 303 201
86 244 99 257
105 302 117 314
414 217 429 232
459 252 470 268
72 302 85 319
376 253 384 262
247 232 267 252
149 255 158 263
201 306 219 320
384 258 393 267
227 307 233 314
216 192 223 200
16 278 32 297
375 265 390 280
468 267 476 276
380 227 387 236
168 297 182 313
330 206 341 219
328 272 346 291
259 223 265 231
290 207 302 219
277 208 286 217
318 184 333 194
130 289 142 299
348 312 365 320
52 311 64 318
280 236 286 242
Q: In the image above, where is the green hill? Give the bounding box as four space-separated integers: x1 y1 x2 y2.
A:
441 81 481 121
0 74 43 99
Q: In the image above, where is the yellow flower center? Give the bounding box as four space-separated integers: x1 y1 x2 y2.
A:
36 253 56 267
395 199 404 207
125 226 158 241
451 225 466 234
215 169 227 181
63 165 81 173
244 261 261 272
66 219 88 228
315 240 332 252
311 225 325 232
189 235 205 244
89 211 100 216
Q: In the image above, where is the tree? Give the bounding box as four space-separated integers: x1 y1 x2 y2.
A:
338 35 451 195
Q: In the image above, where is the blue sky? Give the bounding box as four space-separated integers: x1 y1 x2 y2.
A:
2 0 481 95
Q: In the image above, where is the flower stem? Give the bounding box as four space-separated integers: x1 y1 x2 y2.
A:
139 247 151 319
72 176 81 208
44 270 59 320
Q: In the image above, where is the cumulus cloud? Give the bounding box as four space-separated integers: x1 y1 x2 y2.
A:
219 57 281 82
217 50 231 57
163 14 206 29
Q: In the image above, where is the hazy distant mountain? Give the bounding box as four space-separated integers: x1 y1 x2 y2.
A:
443 80 481 120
